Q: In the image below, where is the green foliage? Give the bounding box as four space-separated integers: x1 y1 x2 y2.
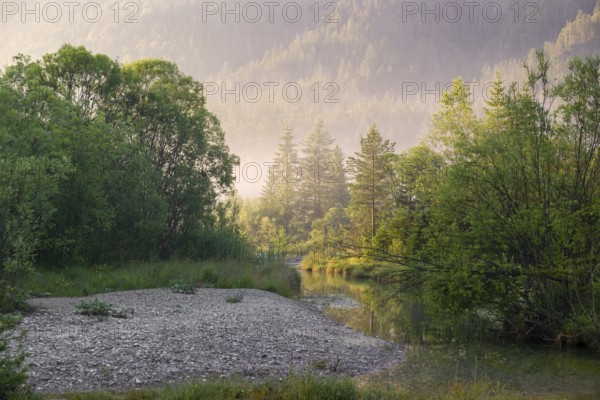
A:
76 299 133 320
76 299 112 317
0 128 69 280
371 145 444 262
290 52 600 350
0 286 35 399
0 283 30 314
0 285 31 398
122 59 239 258
0 44 243 268
0 326 29 400
371 52 600 348
347 125 397 244
308 207 350 259
428 77 479 160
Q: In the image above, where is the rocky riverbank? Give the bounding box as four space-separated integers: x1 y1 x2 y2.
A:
10 288 402 394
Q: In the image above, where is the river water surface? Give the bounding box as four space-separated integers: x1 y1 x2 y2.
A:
299 270 600 398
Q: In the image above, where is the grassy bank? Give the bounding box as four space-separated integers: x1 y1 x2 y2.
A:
46 374 532 400
301 257 379 279
16 260 301 299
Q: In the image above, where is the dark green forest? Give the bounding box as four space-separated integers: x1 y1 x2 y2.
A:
0 45 243 273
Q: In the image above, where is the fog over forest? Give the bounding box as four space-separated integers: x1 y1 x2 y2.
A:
2 0 599 196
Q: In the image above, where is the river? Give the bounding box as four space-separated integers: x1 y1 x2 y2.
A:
299 269 600 398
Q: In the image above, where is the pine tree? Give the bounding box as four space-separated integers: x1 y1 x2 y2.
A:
273 126 299 233
347 124 396 242
298 119 335 228
484 72 506 130
325 145 350 210
429 77 478 160
260 126 299 231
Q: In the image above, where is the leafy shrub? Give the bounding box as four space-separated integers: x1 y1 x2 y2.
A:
0 283 30 314
75 299 133 320
0 286 33 399
0 341 28 399
225 292 244 303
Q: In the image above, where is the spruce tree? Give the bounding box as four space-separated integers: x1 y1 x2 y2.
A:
347 124 396 242
299 119 335 229
274 126 299 233
325 145 350 210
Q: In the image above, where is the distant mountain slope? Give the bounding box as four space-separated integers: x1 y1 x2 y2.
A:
217 0 595 89
207 0 600 175
1 0 598 196
0 0 319 76
481 1 600 85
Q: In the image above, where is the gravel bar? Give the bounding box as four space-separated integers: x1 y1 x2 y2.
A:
9 288 403 394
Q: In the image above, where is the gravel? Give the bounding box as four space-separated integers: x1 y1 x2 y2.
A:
8 288 403 394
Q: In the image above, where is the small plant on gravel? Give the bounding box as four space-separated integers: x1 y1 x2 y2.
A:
102 366 111 380
171 282 196 294
225 292 244 303
75 299 133 320
331 357 340 372
311 359 328 370
77 298 111 316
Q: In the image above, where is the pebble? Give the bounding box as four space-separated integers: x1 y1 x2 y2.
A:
7 288 403 394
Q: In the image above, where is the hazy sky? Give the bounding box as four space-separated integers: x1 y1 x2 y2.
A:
2 0 599 197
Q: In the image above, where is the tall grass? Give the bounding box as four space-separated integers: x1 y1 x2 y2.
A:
59 375 371 400
49 374 533 400
18 260 301 298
